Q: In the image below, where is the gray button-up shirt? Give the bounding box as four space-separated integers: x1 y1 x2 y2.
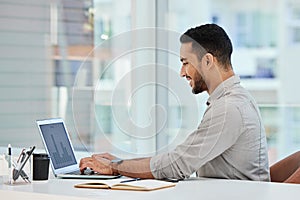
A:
150 75 270 181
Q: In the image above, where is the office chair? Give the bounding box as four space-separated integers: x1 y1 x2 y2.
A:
270 151 300 184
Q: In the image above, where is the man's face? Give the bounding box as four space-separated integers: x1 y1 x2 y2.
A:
180 42 208 94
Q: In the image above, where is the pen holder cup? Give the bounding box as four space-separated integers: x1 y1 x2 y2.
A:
32 153 50 181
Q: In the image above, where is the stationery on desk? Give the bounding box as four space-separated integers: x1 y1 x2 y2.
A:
7 144 12 184
12 146 35 183
5 145 35 183
74 179 176 191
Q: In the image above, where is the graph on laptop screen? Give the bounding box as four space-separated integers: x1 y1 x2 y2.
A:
40 122 77 169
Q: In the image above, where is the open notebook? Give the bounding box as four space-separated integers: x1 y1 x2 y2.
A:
74 179 176 191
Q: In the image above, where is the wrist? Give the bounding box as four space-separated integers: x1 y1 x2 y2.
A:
110 159 123 175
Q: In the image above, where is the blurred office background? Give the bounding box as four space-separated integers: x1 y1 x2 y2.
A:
0 0 300 164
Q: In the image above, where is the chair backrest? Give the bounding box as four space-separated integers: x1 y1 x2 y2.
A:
270 151 300 183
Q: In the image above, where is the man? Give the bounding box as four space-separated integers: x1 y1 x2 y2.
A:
80 24 270 181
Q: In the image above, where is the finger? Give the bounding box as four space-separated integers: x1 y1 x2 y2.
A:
91 157 113 175
79 157 93 166
79 157 91 164
80 161 94 172
80 159 111 175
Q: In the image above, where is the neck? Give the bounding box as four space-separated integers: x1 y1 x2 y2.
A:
207 68 235 95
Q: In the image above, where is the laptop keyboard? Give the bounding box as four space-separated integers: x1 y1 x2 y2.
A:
66 168 94 175
66 170 81 175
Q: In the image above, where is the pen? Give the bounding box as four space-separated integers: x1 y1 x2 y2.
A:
161 178 183 183
17 149 26 163
13 146 35 181
120 178 141 183
12 161 31 183
8 144 12 184
20 151 26 163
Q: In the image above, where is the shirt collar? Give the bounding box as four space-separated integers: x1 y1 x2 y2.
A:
206 75 240 106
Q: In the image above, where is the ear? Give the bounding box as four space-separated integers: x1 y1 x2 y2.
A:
202 53 214 69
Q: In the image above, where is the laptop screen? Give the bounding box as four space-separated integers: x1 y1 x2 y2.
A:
39 122 77 169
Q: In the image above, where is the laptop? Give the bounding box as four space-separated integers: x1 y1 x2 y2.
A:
36 118 120 179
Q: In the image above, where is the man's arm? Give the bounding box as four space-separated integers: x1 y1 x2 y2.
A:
79 153 154 179
111 157 154 179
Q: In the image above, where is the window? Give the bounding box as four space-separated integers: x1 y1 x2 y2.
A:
1 0 300 164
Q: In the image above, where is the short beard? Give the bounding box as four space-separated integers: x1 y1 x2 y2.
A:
192 75 204 94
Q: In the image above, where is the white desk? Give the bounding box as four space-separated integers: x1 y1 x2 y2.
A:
1 177 300 200
1 148 300 199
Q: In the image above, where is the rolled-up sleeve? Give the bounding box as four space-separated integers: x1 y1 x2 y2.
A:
150 102 243 179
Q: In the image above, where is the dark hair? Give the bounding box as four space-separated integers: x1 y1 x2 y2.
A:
180 24 233 68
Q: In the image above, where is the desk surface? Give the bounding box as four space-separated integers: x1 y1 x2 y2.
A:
1 177 300 200
1 148 300 199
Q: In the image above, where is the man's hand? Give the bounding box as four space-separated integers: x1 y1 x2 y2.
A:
80 153 154 179
79 153 118 175
93 152 118 161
